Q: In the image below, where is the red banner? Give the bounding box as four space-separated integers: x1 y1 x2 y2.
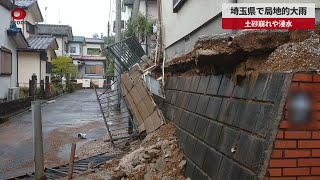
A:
222 18 315 30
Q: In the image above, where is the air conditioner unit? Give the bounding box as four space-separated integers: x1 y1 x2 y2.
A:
7 87 20 101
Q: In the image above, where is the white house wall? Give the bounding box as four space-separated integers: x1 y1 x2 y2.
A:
18 52 40 86
55 37 68 56
15 9 37 39
83 43 102 56
68 42 82 56
0 5 18 99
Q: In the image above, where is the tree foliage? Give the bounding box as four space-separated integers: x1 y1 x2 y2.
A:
124 13 154 39
52 56 77 77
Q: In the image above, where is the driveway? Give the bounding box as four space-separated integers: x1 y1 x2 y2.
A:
0 89 108 179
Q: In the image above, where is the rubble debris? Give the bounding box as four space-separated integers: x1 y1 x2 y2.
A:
73 123 185 180
163 29 320 78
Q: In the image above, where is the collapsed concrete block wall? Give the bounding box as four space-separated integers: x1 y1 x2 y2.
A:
121 65 165 134
162 73 292 180
266 72 320 180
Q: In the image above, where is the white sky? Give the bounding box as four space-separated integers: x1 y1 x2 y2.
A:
38 0 115 38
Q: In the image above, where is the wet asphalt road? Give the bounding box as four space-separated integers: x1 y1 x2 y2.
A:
0 89 107 179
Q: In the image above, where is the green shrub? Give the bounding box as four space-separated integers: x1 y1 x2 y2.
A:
51 83 64 96
19 87 29 98
65 82 75 93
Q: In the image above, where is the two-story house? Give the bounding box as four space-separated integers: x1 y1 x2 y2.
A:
69 36 107 88
0 0 28 101
37 24 73 56
15 0 58 86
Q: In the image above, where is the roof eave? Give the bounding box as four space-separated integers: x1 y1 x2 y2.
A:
7 29 29 48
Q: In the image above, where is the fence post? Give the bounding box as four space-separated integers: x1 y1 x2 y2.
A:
40 80 45 100
32 101 46 180
30 74 37 100
45 76 50 99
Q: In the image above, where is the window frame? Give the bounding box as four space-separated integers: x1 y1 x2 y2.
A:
87 48 101 55
26 21 35 34
173 0 188 13
85 64 104 74
0 47 12 75
70 47 76 53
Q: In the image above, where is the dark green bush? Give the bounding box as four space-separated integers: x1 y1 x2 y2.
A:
65 82 75 93
19 87 29 98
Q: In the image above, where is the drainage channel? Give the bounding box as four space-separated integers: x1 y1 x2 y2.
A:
9 153 118 180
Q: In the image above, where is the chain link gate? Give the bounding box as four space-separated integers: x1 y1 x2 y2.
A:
93 36 148 147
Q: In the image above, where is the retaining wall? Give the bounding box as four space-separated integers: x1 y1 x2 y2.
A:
162 73 292 180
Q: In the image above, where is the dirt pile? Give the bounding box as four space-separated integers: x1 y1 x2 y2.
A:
73 123 185 180
163 28 320 78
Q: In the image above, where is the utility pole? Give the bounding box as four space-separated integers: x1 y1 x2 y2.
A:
107 21 110 45
115 0 122 109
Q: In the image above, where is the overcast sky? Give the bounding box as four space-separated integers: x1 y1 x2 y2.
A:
38 0 114 38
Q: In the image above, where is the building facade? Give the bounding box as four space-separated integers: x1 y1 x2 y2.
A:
0 0 28 100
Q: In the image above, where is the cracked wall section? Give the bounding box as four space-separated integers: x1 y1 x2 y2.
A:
162 73 292 180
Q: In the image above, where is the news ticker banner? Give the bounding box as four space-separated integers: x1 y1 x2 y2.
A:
222 3 315 30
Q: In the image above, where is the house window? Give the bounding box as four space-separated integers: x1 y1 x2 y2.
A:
173 0 188 13
85 65 103 74
26 22 35 34
87 48 100 55
64 42 68 52
70 47 76 53
0 48 12 75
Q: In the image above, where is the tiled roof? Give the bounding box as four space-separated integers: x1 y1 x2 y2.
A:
37 24 73 38
71 36 85 43
72 56 107 61
27 35 57 50
85 38 105 44
15 0 36 8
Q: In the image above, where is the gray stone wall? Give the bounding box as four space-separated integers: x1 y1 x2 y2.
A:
162 73 292 180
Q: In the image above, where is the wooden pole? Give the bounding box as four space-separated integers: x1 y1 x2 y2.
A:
67 143 76 180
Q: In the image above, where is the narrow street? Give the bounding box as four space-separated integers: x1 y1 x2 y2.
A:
0 90 108 179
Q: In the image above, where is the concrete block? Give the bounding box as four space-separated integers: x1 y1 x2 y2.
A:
130 86 143 105
218 99 240 125
184 76 193 92
131 70 143 83
142 96 156 115
121 73 134 91
165 90 173 104
263 73 287 102
144 115 155 133
136 80 149 100
170 91 178 105
177 128 188 152
151 109 164 130
247 138 267 173
248 73 270 100
196 95 210 116
217 75 235 97
217 157 244 180
186 113 199 134
185 134 197 157
124 93 135 111
137 100 150 120
233 102 260 132
233 77 251 99
172 107 183 125
180 111 190 130
191 140 208 168
189 76 201 92
217 127 240 158
182 93 192 109
194 116 210 140
185 157 195 179
205 97 223 120
233 132 254 168
174 91 185 107
204 121 223 148
138 123 145 132
207 75 223 95
187 93 200 112
121 82 128 96
177 76 186 91
164 77 172 90
132 107 143 125
191 164 208 180
254 104 274 137
197 76 210 94
202 147 223 179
